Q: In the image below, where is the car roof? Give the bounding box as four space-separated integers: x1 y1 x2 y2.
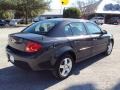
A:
41 18 90 23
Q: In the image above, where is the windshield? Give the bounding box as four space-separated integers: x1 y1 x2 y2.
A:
22 21 59 35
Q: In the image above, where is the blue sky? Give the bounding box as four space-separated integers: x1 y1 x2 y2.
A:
50 0 77 9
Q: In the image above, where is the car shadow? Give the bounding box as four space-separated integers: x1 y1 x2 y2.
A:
0 67 59 90
111 82 120 90
73 54 106 75
64 83 97 90
0 54 106 90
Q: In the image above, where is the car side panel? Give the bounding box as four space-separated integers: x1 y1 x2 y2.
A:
51 45 76 65
91 34 109 55
66 35 93 62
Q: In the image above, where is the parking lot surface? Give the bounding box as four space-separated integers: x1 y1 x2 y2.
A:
0 24 120 90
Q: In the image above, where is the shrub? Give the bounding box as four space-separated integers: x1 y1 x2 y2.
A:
63 7 81 18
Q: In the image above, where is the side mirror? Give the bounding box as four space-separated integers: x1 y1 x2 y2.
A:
102 30 107 34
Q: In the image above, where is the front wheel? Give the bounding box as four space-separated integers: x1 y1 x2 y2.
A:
104 41 113 55
52 54 74 79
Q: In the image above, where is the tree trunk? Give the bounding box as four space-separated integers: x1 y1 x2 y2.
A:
25 0 28 24
25 11 28 24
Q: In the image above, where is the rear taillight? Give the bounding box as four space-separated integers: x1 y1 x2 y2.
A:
25 41 42 53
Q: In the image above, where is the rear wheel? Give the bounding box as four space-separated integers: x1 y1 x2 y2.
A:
104 41 113 55
52 54 74 79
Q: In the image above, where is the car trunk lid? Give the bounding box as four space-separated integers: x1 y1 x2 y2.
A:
8 33 43 52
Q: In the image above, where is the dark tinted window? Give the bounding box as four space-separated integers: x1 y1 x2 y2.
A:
70 22 87 36
22 21 58 35
64 25 73 36
86 22 102 34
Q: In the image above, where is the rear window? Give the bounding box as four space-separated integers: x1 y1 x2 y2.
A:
22 21 59 35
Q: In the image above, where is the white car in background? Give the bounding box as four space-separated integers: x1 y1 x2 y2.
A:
9 19 21 26
90 17 104 25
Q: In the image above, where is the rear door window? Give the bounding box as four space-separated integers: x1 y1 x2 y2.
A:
70 22 87 36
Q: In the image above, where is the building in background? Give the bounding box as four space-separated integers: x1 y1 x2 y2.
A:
35 0 120 24
33 9 63 22
84 0 120 24
41 9 63 19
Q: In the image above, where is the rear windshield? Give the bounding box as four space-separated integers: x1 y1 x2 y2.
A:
22 21 59 35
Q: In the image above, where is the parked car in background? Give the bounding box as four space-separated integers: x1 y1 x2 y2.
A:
18 19 32 24
33 16 46 22
108 17 120 25
0 20 6 26
9 19 21 26
6 18 114 79
5 20 10 25
90 17 104 25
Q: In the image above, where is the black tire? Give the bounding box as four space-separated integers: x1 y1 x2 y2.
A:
52 53 74 80
104 41 113 55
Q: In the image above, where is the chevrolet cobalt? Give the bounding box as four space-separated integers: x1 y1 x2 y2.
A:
6 18 114 79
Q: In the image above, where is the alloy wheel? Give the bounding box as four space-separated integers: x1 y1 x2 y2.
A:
107 42 113 55
59 58 72 77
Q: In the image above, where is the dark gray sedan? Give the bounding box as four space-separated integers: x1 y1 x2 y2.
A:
6 18 114 79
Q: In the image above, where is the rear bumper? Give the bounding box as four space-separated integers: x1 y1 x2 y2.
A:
6 46 54 71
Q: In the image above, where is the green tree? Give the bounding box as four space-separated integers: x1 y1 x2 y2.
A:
2 11 14 19
15 0 50 24
0 0 14 19
63 7 81 18
0 0 50 24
